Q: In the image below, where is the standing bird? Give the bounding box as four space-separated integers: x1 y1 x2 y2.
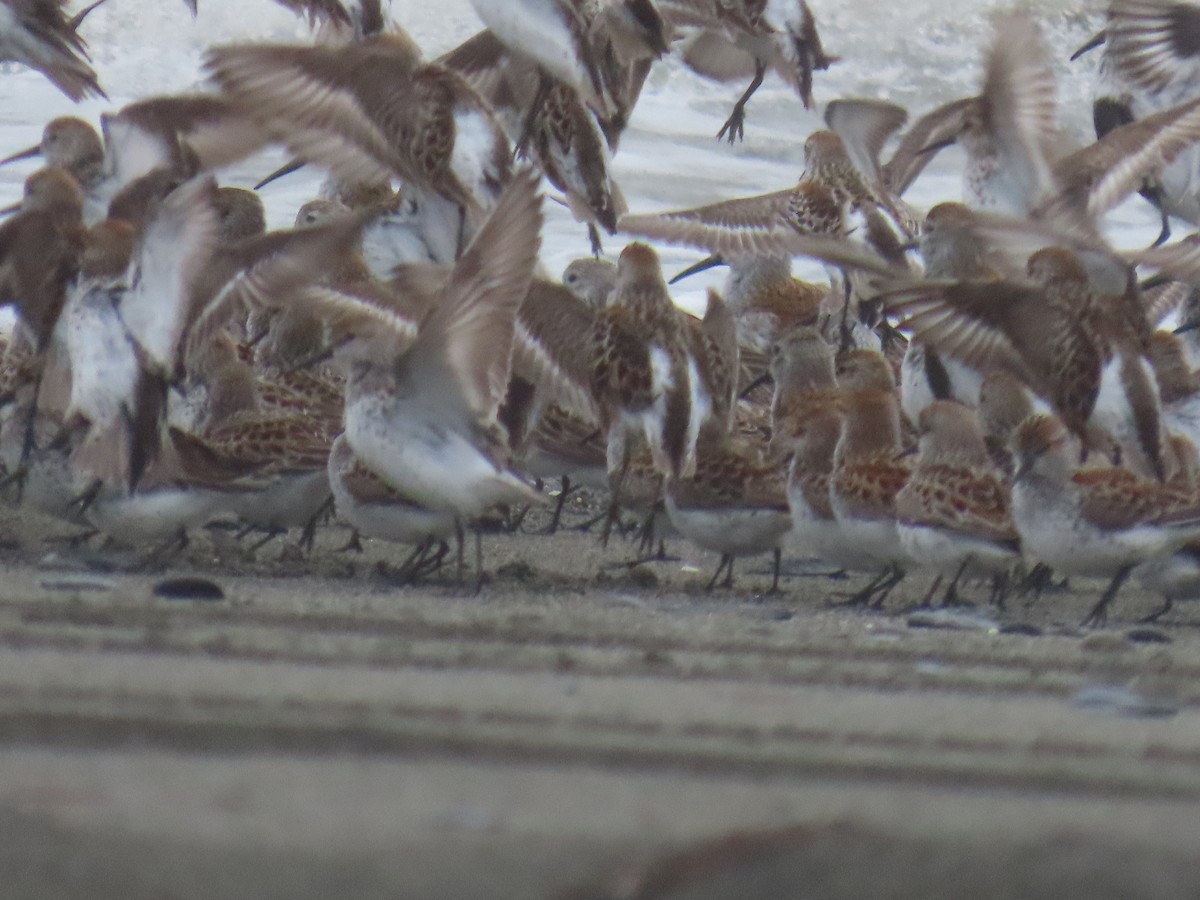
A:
340 169 546 588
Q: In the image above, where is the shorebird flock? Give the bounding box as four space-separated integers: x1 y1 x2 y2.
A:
8 0 1200 625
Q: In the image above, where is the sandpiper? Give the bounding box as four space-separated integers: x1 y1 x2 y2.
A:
620 174 901 282
602 241 702 479
827 349 913 605
782 394 847 570
562 256 616 306
768 324 840 457
885 246 1167 480
1011 412 1200 626
169 408 336 545
894 12 1059 216
684 288 739 442
60 175 220 495
0 95 267 225
0 167 87 352
664 436 792 591
441 24 629 254
659 0 836 141
895 400 1021 604
0 0 104 101
327 433 457 576
339 169 545 585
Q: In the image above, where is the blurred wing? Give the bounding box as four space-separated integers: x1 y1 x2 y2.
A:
980 12 1059 208
120 175 219 375
1107 0 1200 93
619 189 793 257
882 97 974 195
406 167 544 423
204 42 414 190
825 98 908 190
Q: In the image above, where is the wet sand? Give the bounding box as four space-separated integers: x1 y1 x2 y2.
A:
2 496 1200 899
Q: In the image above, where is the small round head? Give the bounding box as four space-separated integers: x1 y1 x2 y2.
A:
916 399 988 463
562 256 617 307
618 241 661 279
295 198 351 229
835 348 895 392
20 167 84 215
1011 413 1071 482
215 187 266 241
919 202 990 278
802 130 847 169
769 326 835 385
41 117 103 167
1026 247 1088 287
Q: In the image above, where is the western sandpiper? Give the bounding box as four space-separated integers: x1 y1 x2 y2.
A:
828 349 913 605
664 436 792 591
895 400 1020 604
1011 412 1200 625
339 169 545 585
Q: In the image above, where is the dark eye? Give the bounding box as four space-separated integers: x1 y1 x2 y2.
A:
565 273 577 284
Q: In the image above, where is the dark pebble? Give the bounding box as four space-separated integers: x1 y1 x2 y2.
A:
1124 626 1172 644
153 577 226 602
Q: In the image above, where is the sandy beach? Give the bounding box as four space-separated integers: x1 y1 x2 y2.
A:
0 1 1196 896
1 497 1200 899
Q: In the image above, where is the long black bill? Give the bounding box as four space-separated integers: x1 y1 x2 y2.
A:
0 145 40 167
668 254 726 285
1139 272 1173 292
254 157 307 191
1070 30 1107 62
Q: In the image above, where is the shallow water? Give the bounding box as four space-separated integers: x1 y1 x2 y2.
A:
0 0 1160 314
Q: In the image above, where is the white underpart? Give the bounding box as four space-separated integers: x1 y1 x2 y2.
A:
404 183 464 265
87 488 221 541
899 342 983 426
665 494 791 557
101 115 174 195
345 386 535 520
684 352 707 463
786 477 861 570
226 470 331 530
1012 475 1199 577
545 107 614 223
62 281 140 429
360 198 438 279
467 0 598 107
637 343 675 474
329 434 458 545
119 176 216 373
897 523 1017 579
1092 354 1160 478
450 106 505 210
